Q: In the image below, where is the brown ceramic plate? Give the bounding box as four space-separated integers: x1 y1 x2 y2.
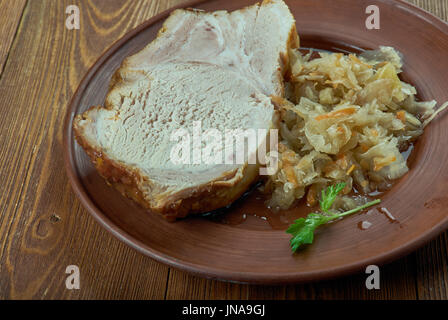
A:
64 0 448 284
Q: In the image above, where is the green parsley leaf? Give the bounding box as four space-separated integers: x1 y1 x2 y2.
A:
286 183 381 253
319 182 346 212
286 213 331 252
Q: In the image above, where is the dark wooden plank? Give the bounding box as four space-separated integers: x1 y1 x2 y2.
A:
166 256 418 300
239 256 417 300
407 0 448 21
405 0 448 301
0 0 27 76
414 233 448 299
284 256 418 300
0 0 185 299
166 270 250 300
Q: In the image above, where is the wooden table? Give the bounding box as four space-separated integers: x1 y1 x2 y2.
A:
0 0 447 300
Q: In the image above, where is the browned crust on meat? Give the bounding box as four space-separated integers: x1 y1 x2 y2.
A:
157 163 260 220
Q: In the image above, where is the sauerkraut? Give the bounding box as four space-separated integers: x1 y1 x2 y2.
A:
264 46 447 210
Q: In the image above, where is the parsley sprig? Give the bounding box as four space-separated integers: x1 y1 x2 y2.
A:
286 182 381 252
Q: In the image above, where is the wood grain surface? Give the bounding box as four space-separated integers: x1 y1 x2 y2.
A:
0 0 26 75
0 0 446 300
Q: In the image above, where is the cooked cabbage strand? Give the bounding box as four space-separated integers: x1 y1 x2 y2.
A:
265 46 444 211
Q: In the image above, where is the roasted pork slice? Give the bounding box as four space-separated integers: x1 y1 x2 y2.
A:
73 0 298 219
110 0 299 98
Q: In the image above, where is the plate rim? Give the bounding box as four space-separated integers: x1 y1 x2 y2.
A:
63 0 448 284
